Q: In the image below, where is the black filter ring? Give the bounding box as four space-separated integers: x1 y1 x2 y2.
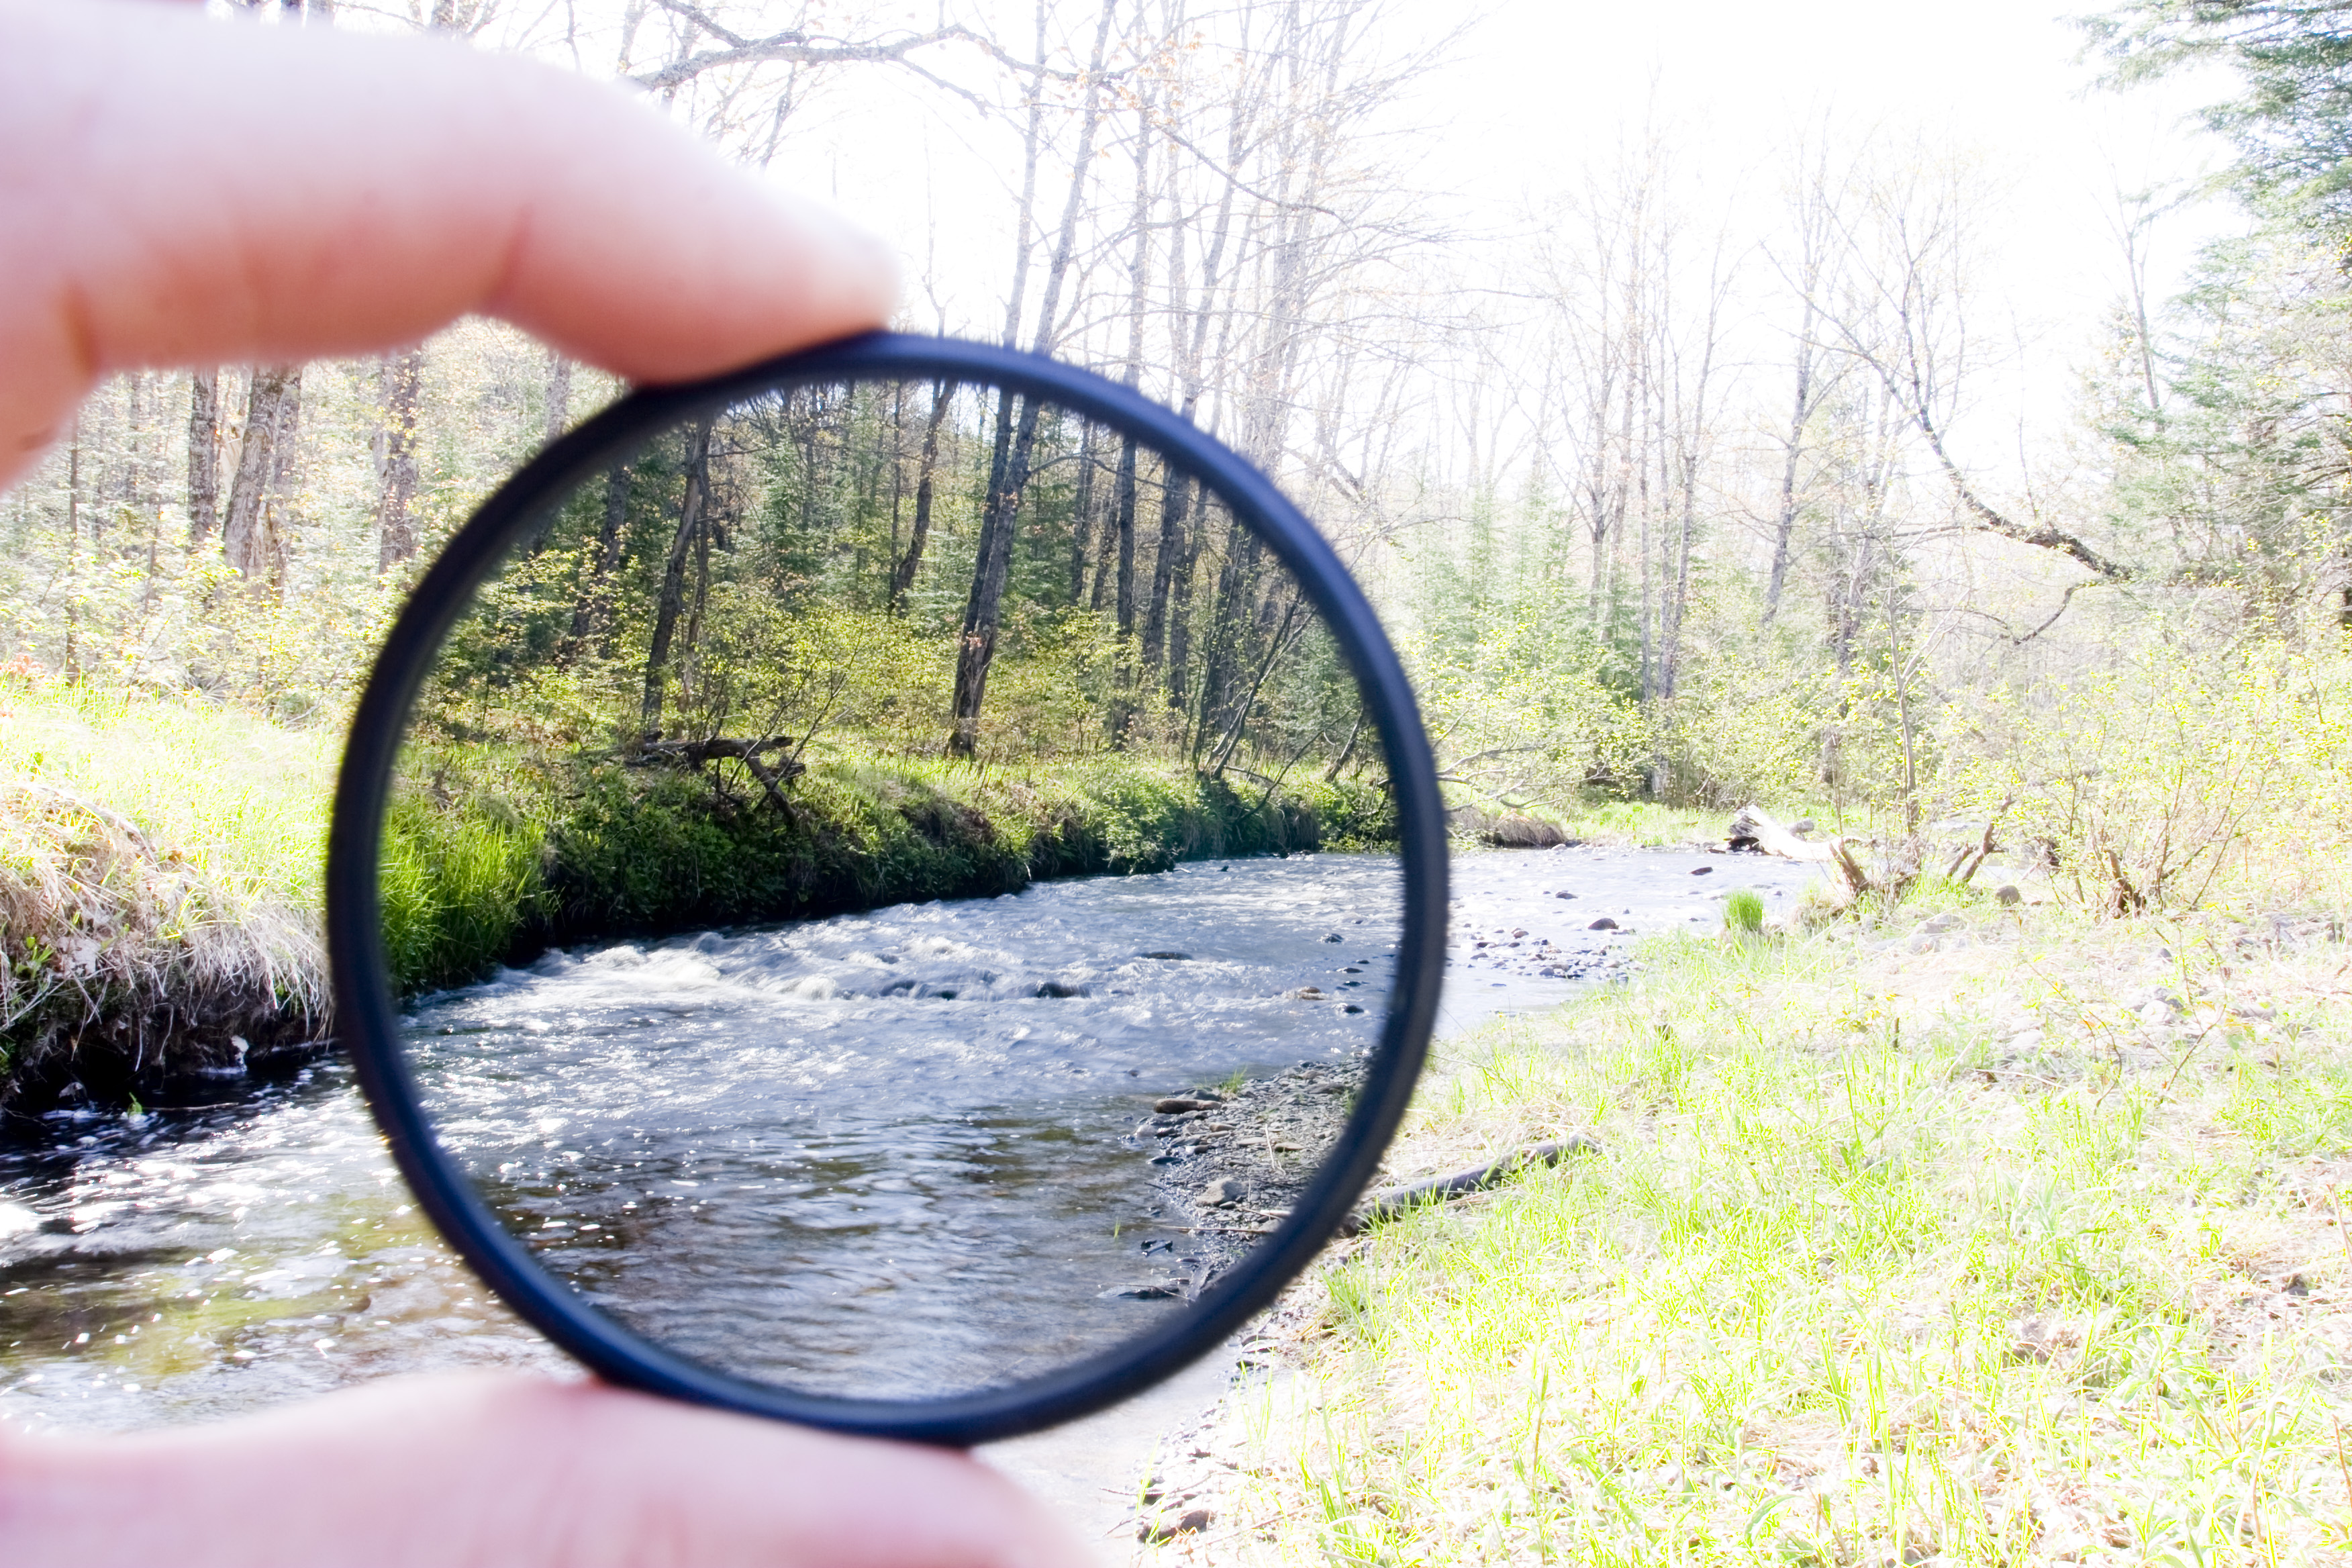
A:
324 331 1449 1447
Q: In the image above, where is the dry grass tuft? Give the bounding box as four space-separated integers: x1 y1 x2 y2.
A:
0 688 332 1110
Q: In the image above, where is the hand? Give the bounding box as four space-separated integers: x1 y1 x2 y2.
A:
0 0 897 488
1 1371 1093 1567
0 8 1087 1566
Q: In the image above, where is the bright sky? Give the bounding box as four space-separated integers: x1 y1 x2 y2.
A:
758 0 2245 472
1422 0 2236 311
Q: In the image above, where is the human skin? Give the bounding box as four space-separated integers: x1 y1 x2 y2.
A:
0 0 896 487
0 4 1091 1565
3 1373 1091 1567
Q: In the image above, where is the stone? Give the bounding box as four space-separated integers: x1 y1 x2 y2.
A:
1791 818 1818 835
1587 916 1618 931
1322 932 1344 943
1920 912 1965 934
1154 1096 1220 1114
1199 1177 1243 1206
1140 950 1193 961
1103 1282 1183 1301
1689 865 1713 876
1555 890 1576 899
1994 884 2021 907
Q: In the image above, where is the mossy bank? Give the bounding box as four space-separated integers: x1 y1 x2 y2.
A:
383 748 1391 997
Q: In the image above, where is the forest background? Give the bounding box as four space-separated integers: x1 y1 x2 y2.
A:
7 0 2352 1032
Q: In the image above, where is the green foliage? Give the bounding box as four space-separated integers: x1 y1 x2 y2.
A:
1722 885 1765 934
1945 636 2352 916
2086 0 2352 234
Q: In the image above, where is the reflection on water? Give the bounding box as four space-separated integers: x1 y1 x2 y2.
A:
411 854 1396 1398
0 847 1821 1430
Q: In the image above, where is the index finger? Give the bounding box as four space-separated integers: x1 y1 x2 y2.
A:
0 0 899 485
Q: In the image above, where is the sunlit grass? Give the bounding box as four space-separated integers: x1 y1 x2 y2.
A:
1182 903 2352 1565
1 683 334 909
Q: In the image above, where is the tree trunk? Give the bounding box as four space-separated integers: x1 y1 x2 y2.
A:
1141 471 1189 672
947 0 1116 756
1112 435 1139 638
889 380 949 611
544 350 573 446
185 369 220 546
375 347 425 573
62 419 81 679
640 420 716 738
1067 423 1097 605
1763 289 1817 626
222 364 299 585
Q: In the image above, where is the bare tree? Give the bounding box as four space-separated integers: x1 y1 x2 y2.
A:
1815 144 2128 581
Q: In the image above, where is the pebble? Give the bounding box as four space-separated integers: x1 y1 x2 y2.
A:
1587 916 1618 931
1199 1177 1243 1206
1154 1096 1221 1114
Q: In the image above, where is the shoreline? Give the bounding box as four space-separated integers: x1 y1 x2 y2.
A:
2 756 1391 1124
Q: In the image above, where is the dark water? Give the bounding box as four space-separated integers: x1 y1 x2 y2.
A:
407 855 1399 1398
0 846 1820 1432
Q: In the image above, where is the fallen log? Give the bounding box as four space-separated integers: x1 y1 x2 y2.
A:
632 736 806 810
1728 803 1836 863
1340 1133 1599 1235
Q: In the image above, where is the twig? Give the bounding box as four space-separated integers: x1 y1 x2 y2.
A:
1340 1134 1600 1235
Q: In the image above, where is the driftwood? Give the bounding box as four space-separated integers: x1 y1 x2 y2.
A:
1728 803 1836 863
1728 803 1888 900
1340 1134 1600 1235
634 736 806 810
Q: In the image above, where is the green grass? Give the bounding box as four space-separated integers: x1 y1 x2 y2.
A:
1 683 334 908
1183 904 2352 1563
1724 885 1766 934
0 687 334 1104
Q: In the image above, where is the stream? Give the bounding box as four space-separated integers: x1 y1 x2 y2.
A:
0 845 1820 1432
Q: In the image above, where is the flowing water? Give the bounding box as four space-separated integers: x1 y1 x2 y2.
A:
0 846 1819 1432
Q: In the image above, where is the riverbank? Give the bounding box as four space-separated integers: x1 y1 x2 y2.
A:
0 691 333 1117
383 745 1387 997
0 687 1392 1116
1126 885 2352 1563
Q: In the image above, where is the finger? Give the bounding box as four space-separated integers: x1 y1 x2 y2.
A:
3 1372 1097 1568
0 0 899 485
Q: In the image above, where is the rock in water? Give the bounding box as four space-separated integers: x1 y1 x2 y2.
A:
1690 865 1713 875
1587 916 1619 931
1155 1096 1220 1114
